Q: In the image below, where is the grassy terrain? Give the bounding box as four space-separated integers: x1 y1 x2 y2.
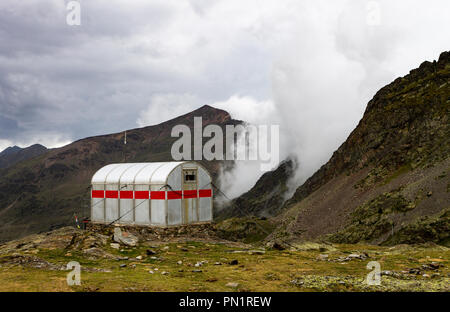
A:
0 228 448 292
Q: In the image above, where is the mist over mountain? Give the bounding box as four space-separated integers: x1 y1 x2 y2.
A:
256 51 450 245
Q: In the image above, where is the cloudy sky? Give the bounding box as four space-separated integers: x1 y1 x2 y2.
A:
0 0 449 195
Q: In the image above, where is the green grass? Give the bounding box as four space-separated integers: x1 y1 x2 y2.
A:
0 239 448 292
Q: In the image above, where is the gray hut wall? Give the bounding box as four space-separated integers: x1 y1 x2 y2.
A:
167 166 182 225
134 184 150 225
198 166 212 222
119 181 134 223
92 184 104 222
105 182 119 222
150 183 166 225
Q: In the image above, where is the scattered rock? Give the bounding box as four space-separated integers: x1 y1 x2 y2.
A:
177 260 183 265
82 247 115 259
226 282 239 288
192 269 202 273
317 254 329 261
248 250 265 255
146 249 156 255
136 255 142 260
119 264 127 268
0 254 60 270
266 241 286 251
347 253 366 260
290 279 304 287
431 273 441 278
229 259 239 265
429 262 442 269
110 243 120 249
161 271 169 275
80 233 109 249
148 270 154 274
113 228 138 247
409 268 421 275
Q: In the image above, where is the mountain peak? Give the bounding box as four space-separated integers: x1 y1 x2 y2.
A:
0 144 48 169
0 145 21 155
147 104 235 129
183 104 232 123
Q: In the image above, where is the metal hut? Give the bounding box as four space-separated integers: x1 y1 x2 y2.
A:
91 161 213 226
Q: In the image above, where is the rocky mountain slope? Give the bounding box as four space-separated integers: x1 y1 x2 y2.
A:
217 158 297 220
0 105 241 243
0 144 47 169
269 51 449 245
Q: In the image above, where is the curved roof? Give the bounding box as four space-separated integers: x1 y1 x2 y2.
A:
91 164 122 184
91 161 193 185
146 162 186 184
105 163 138 183
120 163 153 184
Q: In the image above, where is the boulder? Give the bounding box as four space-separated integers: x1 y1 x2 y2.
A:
113 228 138 247
226 282 239 288
266 241 286 250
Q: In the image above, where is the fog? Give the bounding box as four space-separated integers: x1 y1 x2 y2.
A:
212 0 450 198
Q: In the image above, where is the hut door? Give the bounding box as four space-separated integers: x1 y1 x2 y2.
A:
182 169 198 224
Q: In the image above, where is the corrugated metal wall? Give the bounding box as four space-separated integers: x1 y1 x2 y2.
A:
198 166 213 222
167 166 182 225
91 162 212 226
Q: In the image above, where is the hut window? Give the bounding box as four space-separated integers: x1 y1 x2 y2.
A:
184 171 196 182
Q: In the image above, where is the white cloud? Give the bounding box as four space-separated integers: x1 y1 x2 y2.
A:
212 95 276 125
202 0 450 198
137 93 202 127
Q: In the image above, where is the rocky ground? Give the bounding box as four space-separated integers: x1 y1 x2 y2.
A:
0 225 448 292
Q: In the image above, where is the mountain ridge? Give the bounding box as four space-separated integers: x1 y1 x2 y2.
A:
0 105 240 243
267 51 449 245
0 144 48 169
